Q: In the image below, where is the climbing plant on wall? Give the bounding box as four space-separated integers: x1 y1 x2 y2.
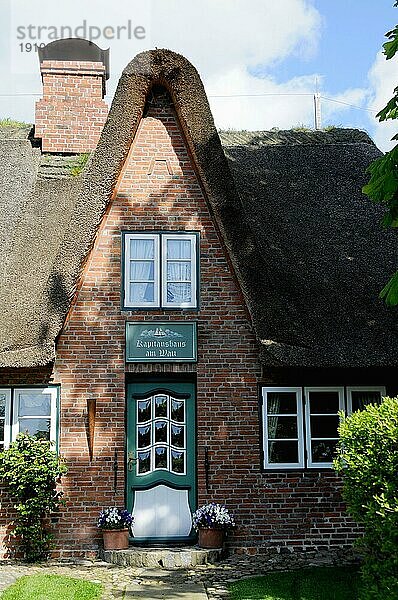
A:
0 433 67 562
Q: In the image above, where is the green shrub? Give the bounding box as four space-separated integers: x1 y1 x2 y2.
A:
0 433 67 562
334 397 398 599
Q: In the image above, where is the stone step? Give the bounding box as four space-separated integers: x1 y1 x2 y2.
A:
99 546 222 569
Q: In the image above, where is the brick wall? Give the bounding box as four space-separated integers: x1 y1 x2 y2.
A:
35 60 108 153
0 88 361 558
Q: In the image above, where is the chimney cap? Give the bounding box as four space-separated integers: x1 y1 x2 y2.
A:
38 38 110 80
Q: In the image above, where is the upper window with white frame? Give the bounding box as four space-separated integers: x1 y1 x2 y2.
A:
261 385 385 470
0 387 58 449
123 232 198 309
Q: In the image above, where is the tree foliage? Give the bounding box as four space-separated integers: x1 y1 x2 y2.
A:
362 3 398 305
0 433 67 562
334 397 398 599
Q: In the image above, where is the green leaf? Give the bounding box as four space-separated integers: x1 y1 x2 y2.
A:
383 25 398 59
380 271 398 306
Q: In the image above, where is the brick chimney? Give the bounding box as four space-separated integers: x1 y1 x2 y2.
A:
35 38 109 153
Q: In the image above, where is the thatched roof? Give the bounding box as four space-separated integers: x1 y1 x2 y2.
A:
0 49 397 369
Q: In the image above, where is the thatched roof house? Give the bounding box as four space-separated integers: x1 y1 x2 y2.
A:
0 46 397 560
0 54 396 370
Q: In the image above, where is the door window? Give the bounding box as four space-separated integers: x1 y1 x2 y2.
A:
136 394 186 475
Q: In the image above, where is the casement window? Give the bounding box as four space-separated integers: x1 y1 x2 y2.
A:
0 387 58 448
262 387 305 469
304 387 344 468
0 389 11 450
261 386 385 470
123 232 198 309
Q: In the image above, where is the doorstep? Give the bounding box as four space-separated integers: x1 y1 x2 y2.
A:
98 546 222 569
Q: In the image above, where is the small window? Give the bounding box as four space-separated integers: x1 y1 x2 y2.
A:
347 386 385 413
0 389 11 450
12 388 58 444
262 387 304 469
123 233 198 309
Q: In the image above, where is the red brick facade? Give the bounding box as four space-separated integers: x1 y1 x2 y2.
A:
35 60 108 153
0 90 362 558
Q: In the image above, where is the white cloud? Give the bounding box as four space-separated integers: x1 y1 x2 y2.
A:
3 0 391 147
366 50 398 152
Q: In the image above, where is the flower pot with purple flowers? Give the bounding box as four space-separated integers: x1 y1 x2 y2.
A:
192 503 235 549
97 507 133 550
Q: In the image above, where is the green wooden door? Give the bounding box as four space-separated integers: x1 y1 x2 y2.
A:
127 381 196 543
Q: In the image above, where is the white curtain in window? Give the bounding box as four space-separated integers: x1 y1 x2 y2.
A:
167 240 191 259
267 393 281 439
130 239 155 302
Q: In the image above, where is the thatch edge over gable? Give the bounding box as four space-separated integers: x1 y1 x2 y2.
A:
4 49 259 368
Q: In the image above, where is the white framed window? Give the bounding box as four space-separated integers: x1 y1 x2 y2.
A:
261 387 304 469
346 386 385 414
304 387 344 469
0 389 11 450
261 385 385 470
12 388 58 444
124 233 160 308
123 232 198 309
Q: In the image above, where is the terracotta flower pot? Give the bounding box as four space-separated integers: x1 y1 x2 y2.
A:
102 528 129 550
198 527 224 549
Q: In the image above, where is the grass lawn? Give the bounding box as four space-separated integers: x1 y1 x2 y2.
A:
0 574 102 600
229 566 361 600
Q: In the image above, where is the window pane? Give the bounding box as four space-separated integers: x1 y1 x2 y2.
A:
268 440 298 464
130 238 154 259
267 392 297 414
310 415 339 438
171 399 184 423
267 416 297 439
137 400 151 423
167 239 191 259
130 282 154 303
311 440 338 463
155 447 167 469
0 421 4 442
130 261 154 281
351 391 382 412
167 283 191 304
155 396 168 418
18 393 51 417
167 262 191 282
171 424 184 448
155 421 168 444
19 418 50 440
171 450 185 474
0 396 5 418
309 392 340 414
137 425 151 448
138 451 151 474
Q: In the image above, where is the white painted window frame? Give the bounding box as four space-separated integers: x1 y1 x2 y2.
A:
124 233 197 309
161 233 197 309
0 389 11 449
124 233 160 308
304 387 345 469
262 387 305 470
12 387 58 444
346 386 386 415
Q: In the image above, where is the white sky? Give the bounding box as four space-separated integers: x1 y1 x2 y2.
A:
1 0 397 151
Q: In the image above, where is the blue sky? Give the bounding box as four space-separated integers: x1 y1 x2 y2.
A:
0 0 397 150
277 0 396 92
